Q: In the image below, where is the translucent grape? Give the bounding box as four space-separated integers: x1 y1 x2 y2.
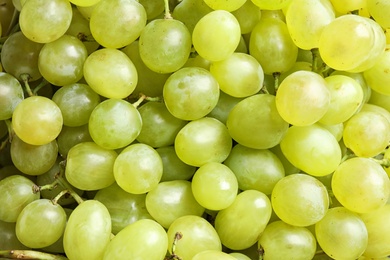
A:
329 0 365 14
366 0 390 28
364 47 390 96
251 0 291 10
231 0 261 34
207 91 243 125
0 72 24 120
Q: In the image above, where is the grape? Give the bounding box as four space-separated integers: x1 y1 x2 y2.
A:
224 144 285 195
57 124 93 158
10 135 58 176
331 157 390 214
329 0 365 14
88 99 142 150
0 175 40 222
77 4 96 20
103 219 168 260
269 144 300 176
16 199 67 248
0 72 24 120
203 0 246 12
90 0 147 49
271 173 329 227
229 252 252 260
366 0 390 28
138 0 164 20
12 96 63 146
193 250 237 260
1 31 43 81
258 220 317 260
360 204 390 258
249 17 298 74
343 110 390 158
317 122 344 142
19 0 72 43
364 47 390 96
94 183 152 234
191 162 238 211
163 67 220 121
174 117 232 167
275 70 330 126
227 94 289 149
63 200 111 260
331 70 371 104
285 0 335 50
38 35 88 86
251 0 291 10
136 101 187 148
210 52 264 98
139 18 192 74
192 10 241 62
0 0 14 37
65 142 117 190
172 0 212 34
207 91 243 125
69 0 101 7
315 207 368 259
83 48 138 99
52 83 101 127
145 180 205 228
231 0 261 34
114 143 163 194
279 61 312 83
166 215 222 259
215 190 272 250
0 220 29 250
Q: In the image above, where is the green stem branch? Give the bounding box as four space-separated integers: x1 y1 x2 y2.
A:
164 0 173 19
0 250 67 260
20 74 35 97
52 189 69 205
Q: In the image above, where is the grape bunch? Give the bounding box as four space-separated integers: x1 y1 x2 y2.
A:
1 0 390 259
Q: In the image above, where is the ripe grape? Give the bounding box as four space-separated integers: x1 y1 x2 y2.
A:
231 1 261 34
203 0 246 12
251 0 291 10
172 0 212 34
56 124 93 158
0 72 24 120
193 250 237 260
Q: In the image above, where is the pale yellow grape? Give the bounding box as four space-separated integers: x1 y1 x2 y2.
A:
271 173 329 227
275 70 330 126
331 157 390 214
315 207 368 260
70 0 101 7
364 47 390 96
329 0 365 14
360 104 390 124
285 0 335 50
317 122 343 142
203 0 246 12
251 0 291 10
366 0 390 28
369 90 390 113
231 1 261 34
193 250 237 260
319 75 364 125
331 70 371 104
192 10 241 62
229 252 251 260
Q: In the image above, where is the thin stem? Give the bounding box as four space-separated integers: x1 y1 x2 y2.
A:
373 157 390 168
33 180 59 194
52 189 69 205
57 161 84 204
164 0 173 19
273 72 280 92
0 250 68 260
132 93 147 108
20 74 35 97
311 48 320 74
165 232 183 260
6 8 19 36
258 245 264 260
4 119 13 143
32 78 49 95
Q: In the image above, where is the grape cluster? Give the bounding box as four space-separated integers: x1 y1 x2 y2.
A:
1 0 390 259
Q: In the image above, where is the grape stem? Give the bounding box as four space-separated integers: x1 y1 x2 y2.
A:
32 180 59 194
165 232 183 260
4 119 13 143
258 245 264 260
0 250 68 260
52 189 70 205
311 48 320 74
20 74 35 97
56 160 85 205
32 78 49 95
273 72 280 92
373 157 390 168
164 0 173 19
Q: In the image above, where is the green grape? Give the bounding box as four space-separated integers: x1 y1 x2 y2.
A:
210 52 264 98
52 83 101 127
94 183 152 234
172 0 213 34
0 72 24 120
38 35 88 86
83 48 138 99
145 180 205 228
271 173 329 227
90 0 146 48
138 0 164 20
16 199 67 248
163 67 220 121
136 101 187 148
318 14 386 72
121 41 171 97
0 220 29 250
331 157 390 214
88 99 142 150
215 190 272 250
12 96 63 146
69 0 101 7
203 0 246 12
227 94 289 149
10 135 58 176
315 207 368 259
231 0 261 34
191 162 238 211
360 204 390 258
0 175 40 222
258 220 316 260
207 91 243 125
175 117 232 167
317 122 344 142
19 0 72 43
329 0 365 14
285 0 335 50
65 142 117 190
366 0 390 28
166 215 222 259
235 35 248 54
319 75 364 125
1 31 43 81
261 9 286 21
0 165 29 183
224 144 285 195
103 219 168 260
63 200 111 260
269 144 300 176
360 104 390 125
279 61 312 83
275 70 330 126
249 17 298 74
343 110 390 158
331 70 371 104
139 18 192 74
280 124 341 176
193 250 237 260
77 4 96 20
364 47 390 96
369 89 390 113
114 143 163 194
192 10 241 62
0 0 14 37
251 0 291 10
57 124 93 158
229 252 252 260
